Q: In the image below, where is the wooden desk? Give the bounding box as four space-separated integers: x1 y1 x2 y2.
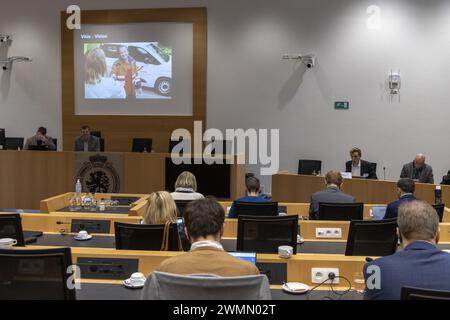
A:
0 151 245 209
271 173 450 204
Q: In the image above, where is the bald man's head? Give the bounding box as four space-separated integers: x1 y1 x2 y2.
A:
414 154 426 168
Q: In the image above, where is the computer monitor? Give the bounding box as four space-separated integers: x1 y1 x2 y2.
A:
132 138 152 153
228 252 257 265
371 206 387 220
298 160 322 175
318 202 364 221
0 129 5 149
91 131 101 138
4 137 24 150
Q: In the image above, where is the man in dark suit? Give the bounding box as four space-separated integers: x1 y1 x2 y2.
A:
383 178 416 219
364 200 450 300
308 170 355 220
345 147 377 179
400 153 434 184
74 125 100 152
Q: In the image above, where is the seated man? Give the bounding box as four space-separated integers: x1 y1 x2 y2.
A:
384 178 416 220
364 200 450 300
308 170 355 220
228 176 270 218
400 153 434 184
74 125 100 152
24 127 56 150
154 198 260 277
345 147 377 179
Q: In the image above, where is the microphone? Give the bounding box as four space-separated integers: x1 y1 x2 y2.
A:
383 167 386 180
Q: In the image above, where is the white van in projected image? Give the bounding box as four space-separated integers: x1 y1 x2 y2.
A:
100 42 172 97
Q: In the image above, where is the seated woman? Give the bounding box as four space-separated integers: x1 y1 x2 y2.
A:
170 171 204 201
228 176 270 218
143 191 177 224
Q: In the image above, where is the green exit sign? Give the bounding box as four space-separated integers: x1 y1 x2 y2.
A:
335 101 349 110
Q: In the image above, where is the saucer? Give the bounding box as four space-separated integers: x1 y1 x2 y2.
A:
282 282 309 295
74 234 93 241
123 278 145 289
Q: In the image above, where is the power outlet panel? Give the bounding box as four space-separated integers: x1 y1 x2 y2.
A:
315 228 342 239
311 268 340 284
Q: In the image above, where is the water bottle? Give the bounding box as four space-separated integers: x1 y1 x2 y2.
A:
75 179 82 193
435 185 442 205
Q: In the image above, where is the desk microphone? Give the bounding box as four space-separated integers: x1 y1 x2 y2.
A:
383 167 386 180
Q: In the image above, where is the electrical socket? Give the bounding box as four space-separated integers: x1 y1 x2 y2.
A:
315 228 342 239
311 268 340 284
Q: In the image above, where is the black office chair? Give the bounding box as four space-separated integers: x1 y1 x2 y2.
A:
114 222 182 251
345 219 398 256
298 160 322 175
132 138 152 153
0 247 76 300
432 203 445 223
175 200 193 218
0 214 25 246
237 215 298 254
233 201 279 218
401 286 450 300
52 138 57 150
318 202 364 221
91 131 101 138
99 138 105 152
4 137 24 150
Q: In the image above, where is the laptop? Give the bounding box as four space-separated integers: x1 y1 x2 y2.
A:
228 252 257 265
371 206 387 220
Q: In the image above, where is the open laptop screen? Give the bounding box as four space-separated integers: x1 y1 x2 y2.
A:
228 252 257 265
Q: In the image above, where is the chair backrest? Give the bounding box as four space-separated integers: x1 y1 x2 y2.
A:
369 162 377 174
4 137 24 150
0 214 25 246
140 271 271 300
298 160 322 175
318 202 364 221
237 215 298 254
99 138 105 152
91 131 101 138
174 199 193 217
345 219 398 256
0 247 76 300
114 222 181 251
401 286 450 300
234 201 279 218
432 203 445 223
132 138 153 153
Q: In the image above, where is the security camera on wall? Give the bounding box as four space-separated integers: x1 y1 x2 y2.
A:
281 53 316 68
0 34 12 43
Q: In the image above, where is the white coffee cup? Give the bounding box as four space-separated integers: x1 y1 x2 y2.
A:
0 238 18 248
77 230 89 239
278 245 293 259
129 272 146 286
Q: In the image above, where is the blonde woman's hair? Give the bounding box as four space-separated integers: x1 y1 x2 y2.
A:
85 48 107 84
143 191 177 225
174 171 198 191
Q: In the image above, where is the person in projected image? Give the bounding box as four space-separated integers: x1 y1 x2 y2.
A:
84 47 126 99
110 45 138 99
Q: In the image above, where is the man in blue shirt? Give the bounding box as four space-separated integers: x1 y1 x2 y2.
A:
364 200 450 299
228 176 269 218
384 178 416 219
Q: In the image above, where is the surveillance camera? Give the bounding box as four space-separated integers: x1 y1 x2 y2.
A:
0 34 11 43
302 55 316 69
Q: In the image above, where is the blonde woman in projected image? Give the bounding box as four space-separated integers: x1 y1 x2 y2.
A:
84 47 126 99
142 191 178 225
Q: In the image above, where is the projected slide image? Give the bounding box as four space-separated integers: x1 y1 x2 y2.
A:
84 42 172 99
